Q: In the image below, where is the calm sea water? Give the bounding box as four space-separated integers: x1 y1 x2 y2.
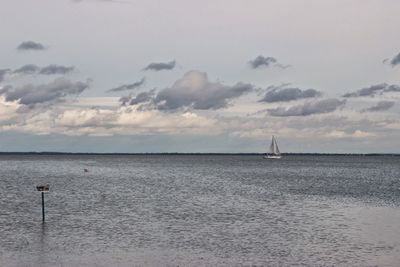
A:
0 155 399 267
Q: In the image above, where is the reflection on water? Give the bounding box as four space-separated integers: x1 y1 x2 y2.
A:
0 155 399 266
37 223 47 267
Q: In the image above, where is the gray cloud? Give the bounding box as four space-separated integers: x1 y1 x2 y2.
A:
260 85 321 102
119 89 156 109
39 64 75 75
343 83 386 97
13 64 40 75
0 78 89 106
108 77 145 92
119 95 132 106
143 60 176 71
17 41 46 51
249 55 276 68
153 71 253 110
11 64 75 76
362 101 395 112
376 84 400 93
343 83 400 97
390 52 400 66
0 69 10 82
268 98 346 117
130 90 156 105
249 55 289 69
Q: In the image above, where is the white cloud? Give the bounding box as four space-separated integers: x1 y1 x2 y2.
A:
0 96 20 122
325 129 375 139
0 101 220 137
0 91 395 152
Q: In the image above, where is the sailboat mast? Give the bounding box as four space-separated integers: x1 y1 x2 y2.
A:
270 136 275 154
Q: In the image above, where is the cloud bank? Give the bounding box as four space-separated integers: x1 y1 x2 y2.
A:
0 78 89 107
260 85 321 102
362 101 395 112
343 83 400 97
268 98 346 117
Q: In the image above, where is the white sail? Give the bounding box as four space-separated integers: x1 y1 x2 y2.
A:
270 139 275 154
273 136 280 155
265 135 281 159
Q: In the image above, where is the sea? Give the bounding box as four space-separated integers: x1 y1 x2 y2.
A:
0 154 399 267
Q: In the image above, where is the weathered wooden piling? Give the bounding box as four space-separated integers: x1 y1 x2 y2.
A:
36 184 49 222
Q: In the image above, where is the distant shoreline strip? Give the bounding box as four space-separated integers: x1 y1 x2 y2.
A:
0 152 398 156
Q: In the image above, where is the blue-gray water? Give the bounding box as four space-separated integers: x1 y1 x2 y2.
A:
0 155 399 266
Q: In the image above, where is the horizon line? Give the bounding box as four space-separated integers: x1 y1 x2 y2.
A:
0 152 399 156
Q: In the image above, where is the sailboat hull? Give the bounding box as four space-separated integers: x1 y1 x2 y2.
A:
263 155 281 159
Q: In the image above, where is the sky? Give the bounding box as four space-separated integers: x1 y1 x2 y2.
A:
0 0 400 153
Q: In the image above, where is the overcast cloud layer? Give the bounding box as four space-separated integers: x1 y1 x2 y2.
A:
0 0 400 153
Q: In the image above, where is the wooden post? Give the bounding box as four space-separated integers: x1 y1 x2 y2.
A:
37 184 49 223
41 191 45 222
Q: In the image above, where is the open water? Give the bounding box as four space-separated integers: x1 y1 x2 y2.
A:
0 154 399 266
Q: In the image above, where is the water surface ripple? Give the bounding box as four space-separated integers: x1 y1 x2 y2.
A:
0 155 399 266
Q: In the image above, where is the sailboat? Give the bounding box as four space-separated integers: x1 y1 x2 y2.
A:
264 135 281 159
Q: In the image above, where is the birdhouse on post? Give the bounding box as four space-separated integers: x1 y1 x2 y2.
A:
36 184 49 192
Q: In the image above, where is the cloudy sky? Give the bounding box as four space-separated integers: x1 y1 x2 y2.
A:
0 0 399 153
